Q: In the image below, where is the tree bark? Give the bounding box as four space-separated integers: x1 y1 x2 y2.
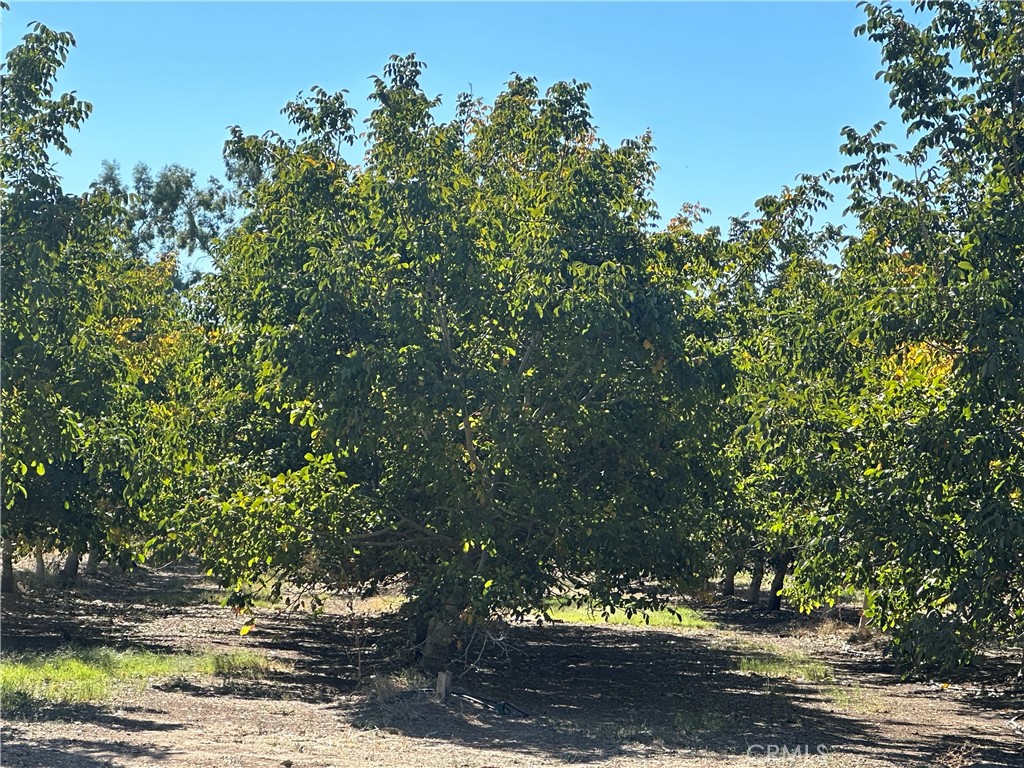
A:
721 565 737 597
84 542 101 576
767 563 787 611
60 546 81 583
747 560 765 604
421 615 455 674
418 592 467 674
35 541 46 578
1 537 17 594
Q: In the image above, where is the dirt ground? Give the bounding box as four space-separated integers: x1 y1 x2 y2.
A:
1 564 1022 768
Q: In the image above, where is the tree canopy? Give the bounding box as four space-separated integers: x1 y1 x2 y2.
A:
199 59 734 664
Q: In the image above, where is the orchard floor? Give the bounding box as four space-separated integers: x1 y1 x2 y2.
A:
1 564 1021 768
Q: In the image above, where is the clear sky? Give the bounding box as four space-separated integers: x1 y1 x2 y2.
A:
2 1 909 237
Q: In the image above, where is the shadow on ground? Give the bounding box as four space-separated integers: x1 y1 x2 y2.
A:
2 697 183 731
337 622 1021 766
0 564 220 654
2 565 1021 767
2 719 178 766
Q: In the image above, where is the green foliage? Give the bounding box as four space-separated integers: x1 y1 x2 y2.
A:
93 160 232 267
716 181 851 590
713 0 1023 671
772 0 1024 670
837 0 1022 669
204 58 733 629
1 20 95 513
0 18 218 575
4 2 1020 675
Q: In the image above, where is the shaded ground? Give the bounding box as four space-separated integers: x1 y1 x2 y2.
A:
2 564 1022 767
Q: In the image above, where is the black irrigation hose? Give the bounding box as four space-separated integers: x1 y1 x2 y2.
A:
393 688 529 717
450 691 529 718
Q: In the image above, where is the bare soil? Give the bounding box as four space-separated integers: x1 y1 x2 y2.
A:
1 563 1021 768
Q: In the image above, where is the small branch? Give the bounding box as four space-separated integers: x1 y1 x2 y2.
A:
517 329 542 376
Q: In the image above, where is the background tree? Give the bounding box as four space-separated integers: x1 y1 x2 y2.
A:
785 0 1024 669
704 177 852 610
93 159 231 279
1 17 211 589
2 18 99 589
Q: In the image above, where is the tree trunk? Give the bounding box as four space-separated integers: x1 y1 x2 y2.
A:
1 537 17 594
421 615 455 674
767 563 787 611
418 592 467 674
35 541 46 578
84 543 101 576
747 560 765 604
60 546 81 583
721 565 737 597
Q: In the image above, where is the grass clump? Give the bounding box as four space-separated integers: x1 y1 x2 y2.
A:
0 647 276 709
353 670 431 730
546 601 715 630
826 682 887 713
738 652 832 682
203 650 273 677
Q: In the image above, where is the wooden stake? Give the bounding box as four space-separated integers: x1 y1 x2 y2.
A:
434 670 451 702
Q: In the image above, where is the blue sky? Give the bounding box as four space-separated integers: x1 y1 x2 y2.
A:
3 2 909 236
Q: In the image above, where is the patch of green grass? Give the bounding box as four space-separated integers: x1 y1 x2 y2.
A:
203 650 273 677
738 652 832 682
0 648 276 708
826 683 887 713
546 602 715 630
